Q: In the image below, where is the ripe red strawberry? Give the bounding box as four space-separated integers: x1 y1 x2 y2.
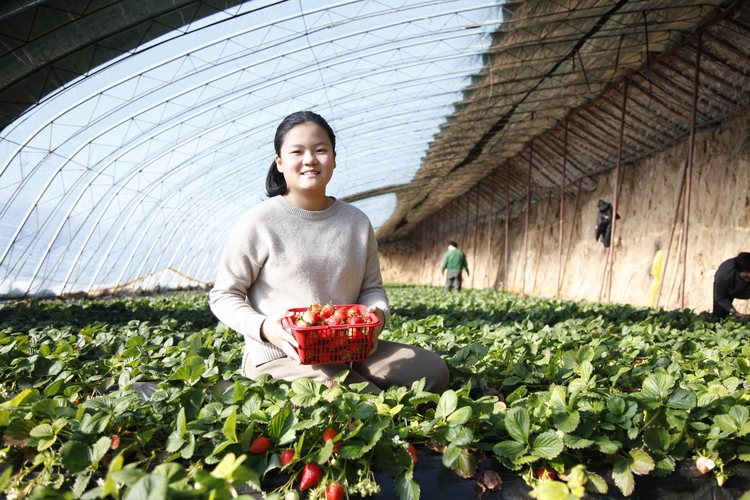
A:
346 315 364 325
249 436 271 454
323 428 340 443
323 428 343 453
302 309 319 325
319 328 332 339
320 303 335 319
325 316 342 326
336 305 349 317
280 449 295 466
110 435 121 450
536 466 556 481
326 482 345 500
299 463 323 491
406 444 418 463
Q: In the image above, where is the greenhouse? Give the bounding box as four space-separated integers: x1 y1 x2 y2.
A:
1 0 750 499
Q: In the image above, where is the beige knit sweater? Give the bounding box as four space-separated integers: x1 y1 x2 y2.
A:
210 196 390 367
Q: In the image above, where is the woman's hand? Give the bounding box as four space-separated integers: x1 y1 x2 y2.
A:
366 306 386 355
260 311 300 363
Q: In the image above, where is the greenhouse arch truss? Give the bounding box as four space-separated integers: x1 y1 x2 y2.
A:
1 0 749 299
0 0 504 298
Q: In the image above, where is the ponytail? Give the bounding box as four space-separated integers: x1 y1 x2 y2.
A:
265 160 287 197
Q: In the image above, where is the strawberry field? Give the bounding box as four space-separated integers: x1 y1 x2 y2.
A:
1 285 750 500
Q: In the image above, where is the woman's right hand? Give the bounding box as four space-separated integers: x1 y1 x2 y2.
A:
260 311 300 363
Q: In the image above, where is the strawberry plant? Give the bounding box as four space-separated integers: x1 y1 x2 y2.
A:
1 288 749 499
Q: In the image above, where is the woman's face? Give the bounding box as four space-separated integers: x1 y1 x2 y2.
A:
275 122 336 199
739 270 750 282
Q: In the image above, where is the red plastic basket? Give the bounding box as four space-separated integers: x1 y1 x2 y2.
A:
285 304 380 365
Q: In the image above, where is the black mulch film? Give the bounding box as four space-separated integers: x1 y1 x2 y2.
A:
365 450 750 500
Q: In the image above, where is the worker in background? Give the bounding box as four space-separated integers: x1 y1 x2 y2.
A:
713 252 750 320
441 241 469 292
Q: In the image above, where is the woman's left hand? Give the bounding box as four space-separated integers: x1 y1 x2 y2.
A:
366 306 385 355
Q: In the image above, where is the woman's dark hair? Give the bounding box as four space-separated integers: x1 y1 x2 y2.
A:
265 111 336 197
736 252 750 273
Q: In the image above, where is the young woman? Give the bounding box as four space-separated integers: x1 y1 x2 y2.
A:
210 111 449 393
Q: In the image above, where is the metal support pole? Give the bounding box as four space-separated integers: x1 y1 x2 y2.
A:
471 188 480 289
523 144 533 294
655 159 687 308
562 180 583 288
464 194 471 241
532 196 551 293
485 175 497 289
680 32 702 308
557 121 568 298
504 176 510 291
605 79 628 302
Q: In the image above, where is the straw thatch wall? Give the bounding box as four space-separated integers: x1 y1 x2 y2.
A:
379 106 750 314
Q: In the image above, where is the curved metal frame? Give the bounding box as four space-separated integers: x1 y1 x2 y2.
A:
1 1 500 295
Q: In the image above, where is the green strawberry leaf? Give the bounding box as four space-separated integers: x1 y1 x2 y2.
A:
222 408 237 442
652 455 676 477
92 436 111 463
375 441 405 476
289 379 323 407
552 409 579 433
268 408 295 445
591 435 620 455
664 389 696 410
643 427 670 454
445 426 473 446
442 443 462 467
584 470 608 494
529 480 577 500
563 434 594 449
436 390 458 420
447 406 473 425
641 373 673 400
395 470 420 500
493 440 527 459
451 447 482 478
612 458 635 496
504 407 530 444
530 431 563 459
627 448 655 475
60 440 90 474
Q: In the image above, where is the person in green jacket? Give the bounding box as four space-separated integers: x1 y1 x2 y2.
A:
441 241 469 292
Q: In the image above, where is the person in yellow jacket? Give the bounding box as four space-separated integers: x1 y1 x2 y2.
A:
441 241 469 292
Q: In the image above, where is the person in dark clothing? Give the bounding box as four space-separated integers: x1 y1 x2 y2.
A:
713 252 750 320
441 241 469 292
595 199 620 248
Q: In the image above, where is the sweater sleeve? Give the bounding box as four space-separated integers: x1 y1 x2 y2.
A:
209 218 267 344
356 225 391 326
